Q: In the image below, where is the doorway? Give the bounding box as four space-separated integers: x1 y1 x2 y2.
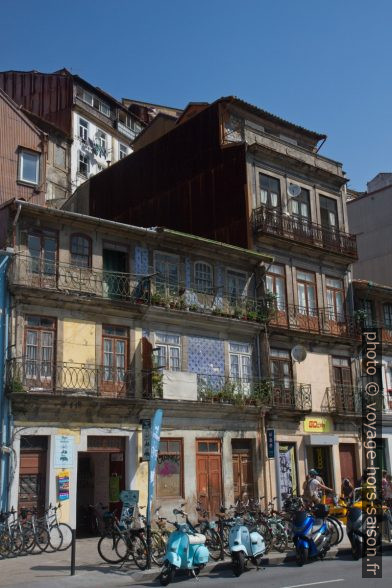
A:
232 439 254 502
103 248 128 299
339 443 357 487
196 439 222 516
307 446 333 487
18 436 48 515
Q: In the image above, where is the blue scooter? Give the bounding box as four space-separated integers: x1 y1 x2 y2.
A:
228 516 266 576
292 504 331 566
159 508 209 586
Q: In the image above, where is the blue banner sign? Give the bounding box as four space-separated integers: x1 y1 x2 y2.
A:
267 429 275 459
146 409 163 525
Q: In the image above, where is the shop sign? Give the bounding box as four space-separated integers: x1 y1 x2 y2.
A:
267 429 275 458
54 435 74 468
141 419 151 461
304 417 332 434
57 470 70 501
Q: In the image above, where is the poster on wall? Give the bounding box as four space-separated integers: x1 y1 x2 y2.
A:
57 470 70 501
278 443 297 501
141 419 151 461
54 435 74 468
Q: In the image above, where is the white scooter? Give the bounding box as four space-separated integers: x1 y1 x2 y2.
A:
228 516 266 576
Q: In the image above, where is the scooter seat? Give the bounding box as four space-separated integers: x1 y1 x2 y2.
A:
188 533 206 545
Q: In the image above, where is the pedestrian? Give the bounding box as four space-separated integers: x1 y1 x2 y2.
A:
341 478 354 504
381 470 388 498
305 469 334 505
384 474 392 507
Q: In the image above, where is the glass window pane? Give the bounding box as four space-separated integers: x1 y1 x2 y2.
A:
168 441 180 453
21 151 39 183
198 442 208 452
260 189 267 204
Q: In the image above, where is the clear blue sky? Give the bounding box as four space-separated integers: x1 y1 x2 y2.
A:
1 0 390 190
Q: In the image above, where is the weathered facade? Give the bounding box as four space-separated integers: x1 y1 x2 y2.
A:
66 96 362 503
0 69 145 205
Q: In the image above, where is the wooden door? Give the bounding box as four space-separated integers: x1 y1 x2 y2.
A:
232 442 254 502
19 450 47 514
339 444 357 487
196 440 222 516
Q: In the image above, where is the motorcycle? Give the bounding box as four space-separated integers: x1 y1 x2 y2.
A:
159 508 209 586
228 516 266 576
292 503 331 566
346 501 392 560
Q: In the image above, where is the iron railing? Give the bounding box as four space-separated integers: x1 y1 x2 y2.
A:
253 205 357 258
326 386 363 415
6 358 135 398
269 303 357 338
9 255 272 324
196 374 312 411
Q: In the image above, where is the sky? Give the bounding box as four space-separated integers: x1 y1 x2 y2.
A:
1 0 391 191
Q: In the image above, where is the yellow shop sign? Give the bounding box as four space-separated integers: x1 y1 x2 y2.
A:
304 417 332 433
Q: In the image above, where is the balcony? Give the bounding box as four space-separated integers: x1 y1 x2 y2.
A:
326 386 363 415
9 255 273 325
253 205 357 259
269 303 357 339
6 358 134 398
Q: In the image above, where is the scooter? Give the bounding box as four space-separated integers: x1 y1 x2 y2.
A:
292 503 331 566
159 508 209 586
228 516 266 576
346 503 391 560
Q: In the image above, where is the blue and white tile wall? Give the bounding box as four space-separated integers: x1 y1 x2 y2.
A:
135 246 149 275
188 336 225 375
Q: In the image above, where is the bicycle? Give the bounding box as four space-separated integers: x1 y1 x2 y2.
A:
97 510 148 569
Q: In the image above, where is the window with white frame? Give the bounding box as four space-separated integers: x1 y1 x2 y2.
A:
227 270 247 303
194 262 213 293
76 86 111 117
154 333 181 371
79 118 88 141
229 342 252 381
97 130 107 151
119 143 128 160
18 150 40 185
78 152 89 176
154 252 179 295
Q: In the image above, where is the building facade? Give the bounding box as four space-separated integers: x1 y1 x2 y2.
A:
66 96 362 503
0 69 144 206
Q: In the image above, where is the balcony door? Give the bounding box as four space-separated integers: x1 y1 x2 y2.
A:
102 325 128 396
326 277 346 335
27 229 57 287
296 270 319 331
103 248 128 299
332 357 354 411
320 196 339 249
266 264 287 327
258 173 282 235
154 252 179 298
270 349 294 407
291 188 311 241
25 316 56 390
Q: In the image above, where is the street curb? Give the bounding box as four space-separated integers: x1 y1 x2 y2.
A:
129 546 352 583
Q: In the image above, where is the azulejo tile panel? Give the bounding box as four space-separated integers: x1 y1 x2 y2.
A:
188 336 225 375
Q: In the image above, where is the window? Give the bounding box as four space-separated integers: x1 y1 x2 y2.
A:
78 152 89 176
70 234 91 268
102 325 128 383
154 252 179 296
119 144 128 160
266 264 286 310
157 438 183 498
27 229 57 275
326 277 345 321
194 262 213 293
54 144 66 169
291 188 310 222
25 316 55 381
227 270 247 304
79 118 88 141
358 299 374 327
332 357 352 392
297 270 317 316
76 86 111 117
320 195 338 230
384 304 392 329
154 333 181 371
229 342 252 382
19 150 40 185
97 130 107 151
258 173 281 208
270 349 292 389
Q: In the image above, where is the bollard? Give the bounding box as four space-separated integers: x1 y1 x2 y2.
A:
70 529 76 576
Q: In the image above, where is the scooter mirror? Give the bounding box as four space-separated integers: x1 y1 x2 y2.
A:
173 508 180 515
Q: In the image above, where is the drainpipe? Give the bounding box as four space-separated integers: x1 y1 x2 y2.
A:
0 250 13 512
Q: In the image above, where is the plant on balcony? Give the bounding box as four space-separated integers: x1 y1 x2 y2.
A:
8 378 25 394
233 306 243 319
151 370 163 398
212 308 223 317
251 381 272 406
151 292 164 306
199 386 217 402
354 309 367 324
189 303 199 313
246 310 258 322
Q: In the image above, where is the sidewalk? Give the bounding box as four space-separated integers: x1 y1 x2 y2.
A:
0 535 353 588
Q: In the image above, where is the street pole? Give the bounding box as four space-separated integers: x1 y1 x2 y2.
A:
70 529 76 575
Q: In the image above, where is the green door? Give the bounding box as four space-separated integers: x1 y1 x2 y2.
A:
103 249 127 299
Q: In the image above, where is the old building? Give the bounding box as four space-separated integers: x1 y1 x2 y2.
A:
65 96 362 503
0 69 145 203
0 199 329 526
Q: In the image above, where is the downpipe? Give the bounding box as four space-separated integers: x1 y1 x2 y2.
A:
0 251 12 512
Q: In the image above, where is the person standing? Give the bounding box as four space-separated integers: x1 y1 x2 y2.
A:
305 469 334 505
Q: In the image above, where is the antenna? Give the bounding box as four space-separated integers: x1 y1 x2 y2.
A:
287 183 301 198
291 345 307 363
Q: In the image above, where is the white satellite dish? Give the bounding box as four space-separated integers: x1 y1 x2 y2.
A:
291 345 307 363
287 183 302 198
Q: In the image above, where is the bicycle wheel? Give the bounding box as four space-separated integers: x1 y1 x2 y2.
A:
222 525 231 556
328 516 344 545
151 531 167 566
22 527 35 553
33 525 50 553
0 530 12 558
257 522 273 553
131 534 148 570
48 524 63 551
326 517 342 547
9 527 25 556
98 533 124 564
272 524 288 552
204 528 222 561
57 523 73 551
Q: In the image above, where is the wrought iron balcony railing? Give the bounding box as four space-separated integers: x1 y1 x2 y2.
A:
269 302 357 338
326 386 363 415
253 205 357 258
6 358 135 398
196 374 312 411
9 255 273 324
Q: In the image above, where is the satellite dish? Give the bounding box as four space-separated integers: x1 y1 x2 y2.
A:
291 345 307 363
287 183 301 198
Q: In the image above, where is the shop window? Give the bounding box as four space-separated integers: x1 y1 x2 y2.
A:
156 438 183 498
